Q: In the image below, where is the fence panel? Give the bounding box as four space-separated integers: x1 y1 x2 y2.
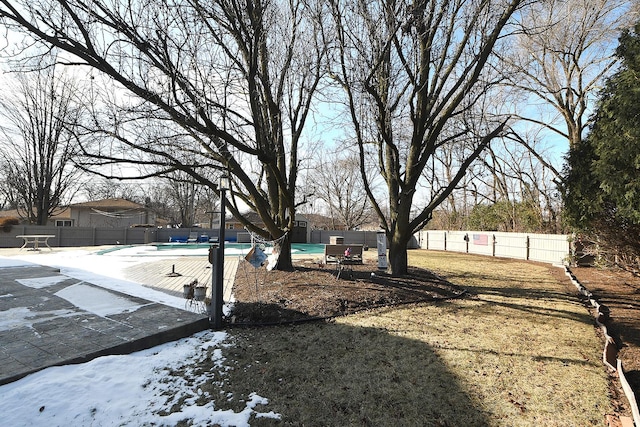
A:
445 231 468 253
528 234 570 264
493 232 529 260
310 230 380 247
61 227 99 246
465 232 495 257
421 231 446 250
0 226 235 248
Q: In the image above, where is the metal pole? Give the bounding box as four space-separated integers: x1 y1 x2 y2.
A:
212 188 225 330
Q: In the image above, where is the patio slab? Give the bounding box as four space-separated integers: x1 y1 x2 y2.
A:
0 264 209 386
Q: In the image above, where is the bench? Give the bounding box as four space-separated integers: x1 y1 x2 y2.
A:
16 235 55 251
324 244 363 264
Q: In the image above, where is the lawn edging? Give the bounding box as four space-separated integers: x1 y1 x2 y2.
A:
564 266 639 427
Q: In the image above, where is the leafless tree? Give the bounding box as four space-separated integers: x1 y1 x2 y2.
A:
503 0 637 150
464 0 638 233
81 178 145 203
479 134 561 231
0 0 329 270
313 151 374 230
153 170 221 227
423 129 563 233
329 0 525 275
0 60 84 224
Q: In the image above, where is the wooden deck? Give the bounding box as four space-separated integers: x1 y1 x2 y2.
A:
122 256 239 302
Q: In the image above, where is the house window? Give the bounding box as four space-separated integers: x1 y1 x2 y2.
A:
56 220 72 227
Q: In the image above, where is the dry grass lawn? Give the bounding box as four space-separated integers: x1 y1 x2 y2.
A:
194 251 613 426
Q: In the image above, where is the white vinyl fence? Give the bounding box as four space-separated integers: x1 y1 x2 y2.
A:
416 230 570 265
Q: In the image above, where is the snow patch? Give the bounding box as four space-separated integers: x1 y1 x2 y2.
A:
0 258 36 268
55 283 149 317
16 275 70 289
0 331 281 426
0 307 78 331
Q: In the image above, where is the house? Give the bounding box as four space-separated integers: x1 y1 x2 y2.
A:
55 198 158 228
0 206 72 227
0 198 162 228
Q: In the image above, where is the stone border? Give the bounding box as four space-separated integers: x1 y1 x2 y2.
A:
564 266 638 427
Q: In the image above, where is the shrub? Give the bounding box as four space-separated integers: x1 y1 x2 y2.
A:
0 217 21 232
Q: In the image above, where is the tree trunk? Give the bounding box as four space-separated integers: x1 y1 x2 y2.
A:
387 223 411 276
388 238 408 276
274 234 293 271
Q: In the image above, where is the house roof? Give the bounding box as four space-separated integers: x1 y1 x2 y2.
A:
0 207 70 219
50 207 71 219
227 211 309 225
0 198 153 222
0 209 19 218
71 198 145 209
227 211 262 224
303 213 348 230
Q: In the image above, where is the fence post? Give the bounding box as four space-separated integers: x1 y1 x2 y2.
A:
526 236 530 260
492 234 496 257
444 232 447 251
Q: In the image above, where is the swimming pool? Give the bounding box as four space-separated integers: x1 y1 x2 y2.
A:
98 243 326 257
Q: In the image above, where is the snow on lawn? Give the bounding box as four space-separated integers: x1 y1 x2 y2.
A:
0 331 281 426
0 249 280 426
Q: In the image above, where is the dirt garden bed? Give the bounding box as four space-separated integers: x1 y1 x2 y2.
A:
230 258 466 325
570 266 640 415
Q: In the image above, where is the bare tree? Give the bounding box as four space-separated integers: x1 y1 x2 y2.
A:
424 130 563 233
81 178 145 203
504 0 637 149
165 175 197 228
312 151 374 230
154 170 220 227
0 0 328 270
329 0 525 275
482 0 638 233
477 135 561 232
0 60 84 224
426 1 637 234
